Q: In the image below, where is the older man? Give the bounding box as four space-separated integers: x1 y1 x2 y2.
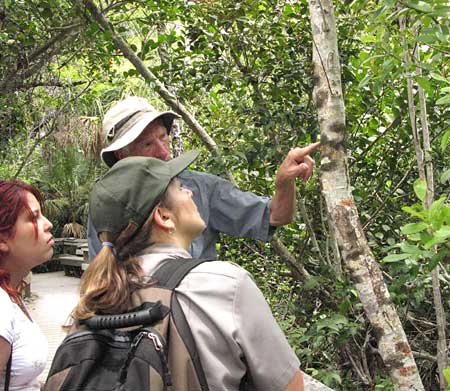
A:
88 96 319 260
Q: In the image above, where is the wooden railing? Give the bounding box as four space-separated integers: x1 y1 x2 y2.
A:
49 238 89 278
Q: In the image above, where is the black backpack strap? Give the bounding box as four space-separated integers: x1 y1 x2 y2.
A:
152 258 212 391
5 347 11 391
153 258 212 289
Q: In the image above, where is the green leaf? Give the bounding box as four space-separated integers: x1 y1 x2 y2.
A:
440 168 450 184
442 129 450 152
407 233 422 242
399 242 421 254
405 1 433 13
436 32 449 43
383 253 411 263
420 231 433 243
443 206 450 226
443 366 450 385
401 222 428 235
427 250 448 272
316 314 348 332
430 6 450 17
416 76 433 95
436 94 450 105
402 205 426 219
430 73 450 83
283 4 293 16
360 35 377 43
375 232 384 239
428 196 446 229
358 74 372 88
416 34 436 44
303 276 318 290
413 179 427 201
424 226 450 249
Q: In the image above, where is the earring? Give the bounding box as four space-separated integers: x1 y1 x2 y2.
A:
169 227 176 235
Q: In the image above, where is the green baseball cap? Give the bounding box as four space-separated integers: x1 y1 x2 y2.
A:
90 150 200 240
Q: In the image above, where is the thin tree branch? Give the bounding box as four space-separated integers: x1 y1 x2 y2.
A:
0 25 81 93
26 22 83 65
412 351 436 362
9 80 86 91
297 194 325 263
362 161 415 230
350 116 402 168
13 81 92 178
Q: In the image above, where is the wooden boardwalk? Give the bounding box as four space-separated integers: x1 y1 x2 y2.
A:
26 271 80 382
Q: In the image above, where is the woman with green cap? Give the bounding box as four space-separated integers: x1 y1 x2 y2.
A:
73 150 304 391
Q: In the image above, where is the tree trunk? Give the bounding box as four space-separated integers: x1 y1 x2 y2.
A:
399 14 448 389
308 1 424 390
418 56 448 391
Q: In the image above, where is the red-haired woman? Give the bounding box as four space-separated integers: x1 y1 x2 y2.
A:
0 180 54 390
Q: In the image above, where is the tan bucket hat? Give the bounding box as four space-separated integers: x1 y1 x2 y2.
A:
101 96 181 167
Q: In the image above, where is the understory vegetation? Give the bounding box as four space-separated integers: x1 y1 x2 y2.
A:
0 0 449 389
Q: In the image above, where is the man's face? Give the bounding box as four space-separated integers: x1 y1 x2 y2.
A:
120 118 171 161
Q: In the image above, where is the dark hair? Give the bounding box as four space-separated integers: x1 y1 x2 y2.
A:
0 179 45 302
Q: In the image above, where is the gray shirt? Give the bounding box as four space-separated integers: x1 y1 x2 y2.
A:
139 244 300 391
88 170 275 260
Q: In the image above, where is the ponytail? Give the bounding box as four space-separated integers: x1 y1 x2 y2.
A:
73 222 153 319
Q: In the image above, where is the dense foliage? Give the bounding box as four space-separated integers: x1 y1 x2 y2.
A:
0 0 449 389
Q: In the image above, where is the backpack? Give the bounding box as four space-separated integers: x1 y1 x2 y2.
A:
44 258 211 391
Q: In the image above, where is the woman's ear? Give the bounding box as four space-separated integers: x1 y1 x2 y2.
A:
0 239 9 254
153 207 176 232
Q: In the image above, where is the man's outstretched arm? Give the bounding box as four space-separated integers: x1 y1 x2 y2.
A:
269 142 320 226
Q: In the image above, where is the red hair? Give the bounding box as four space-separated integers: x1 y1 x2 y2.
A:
0 179 45 302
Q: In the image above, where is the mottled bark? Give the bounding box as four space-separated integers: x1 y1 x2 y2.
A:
308 0 424 390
